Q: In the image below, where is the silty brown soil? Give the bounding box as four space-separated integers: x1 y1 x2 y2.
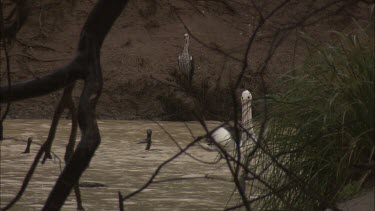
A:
0 0 369 120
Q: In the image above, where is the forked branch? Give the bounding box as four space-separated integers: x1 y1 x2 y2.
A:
0 0 129 210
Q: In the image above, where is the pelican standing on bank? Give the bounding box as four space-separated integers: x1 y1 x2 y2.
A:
178 33 194 87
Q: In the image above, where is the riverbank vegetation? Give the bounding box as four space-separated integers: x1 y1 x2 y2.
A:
255 8 374 210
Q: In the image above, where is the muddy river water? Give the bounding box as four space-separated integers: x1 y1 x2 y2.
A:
1 119 236 210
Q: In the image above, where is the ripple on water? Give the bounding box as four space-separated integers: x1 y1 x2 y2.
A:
1 119 235 210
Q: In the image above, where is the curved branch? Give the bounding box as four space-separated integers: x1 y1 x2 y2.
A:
64 85 84 211
1 0 129 209
0 60 84 103
41 0 129 209
1 142 48 210
0 0 129 104
41 83 75 163
1 0 31 41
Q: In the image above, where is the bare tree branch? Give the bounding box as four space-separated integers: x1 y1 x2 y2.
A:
0 0 129 209
1 141 51 210
0 0 12 140
42 83 76 163
42 0 129 209
0 0 31 41
119 134 207 210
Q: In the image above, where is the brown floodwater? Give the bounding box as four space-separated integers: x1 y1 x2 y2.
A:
0 119 236 211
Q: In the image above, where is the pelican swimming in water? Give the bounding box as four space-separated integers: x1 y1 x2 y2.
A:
204 90 258 202
205 90 257 153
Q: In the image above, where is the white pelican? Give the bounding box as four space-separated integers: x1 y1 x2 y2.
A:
205 90 256 153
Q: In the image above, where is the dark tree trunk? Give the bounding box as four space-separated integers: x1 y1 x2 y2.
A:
42 0 129 209
0 0 129 210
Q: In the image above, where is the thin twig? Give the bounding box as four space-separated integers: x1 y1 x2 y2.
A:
150 74 180 89
154 121 222 165
9 53 70 62
0 1 12 140
1 142 48 210
153 174 232 184
119 135 207 210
